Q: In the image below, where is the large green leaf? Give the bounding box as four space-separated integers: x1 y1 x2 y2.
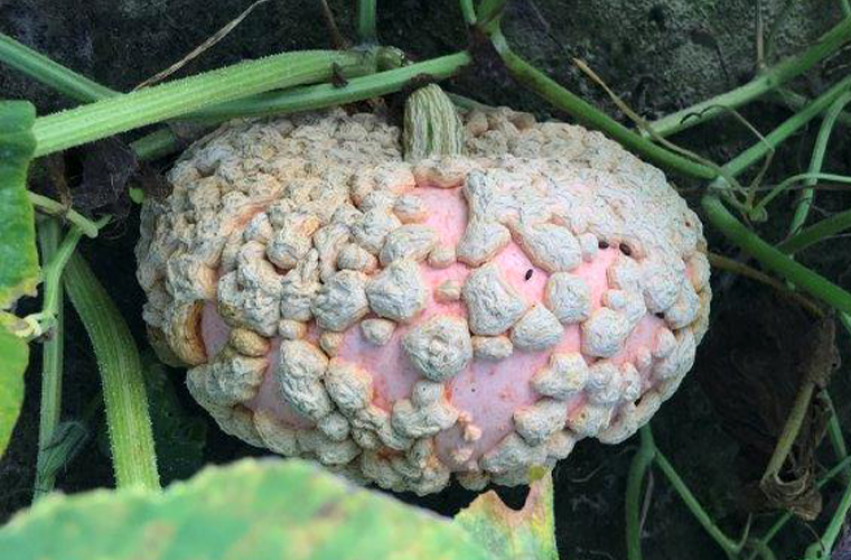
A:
454 472 559 560
0 320 28 457
0 458 492 560
0 100 38 310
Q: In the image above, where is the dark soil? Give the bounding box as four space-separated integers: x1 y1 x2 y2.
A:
2 1 851 558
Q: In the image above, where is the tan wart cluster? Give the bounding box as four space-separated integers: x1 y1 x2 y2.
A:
136 104 710 494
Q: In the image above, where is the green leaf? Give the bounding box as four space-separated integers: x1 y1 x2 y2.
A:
0 458 491 560
454 472 559 560
0 100 38 310
0 321 28 457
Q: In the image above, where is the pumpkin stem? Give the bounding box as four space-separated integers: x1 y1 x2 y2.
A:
403 84 465 161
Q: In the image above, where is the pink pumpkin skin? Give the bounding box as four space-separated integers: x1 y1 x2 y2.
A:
138 107 710 494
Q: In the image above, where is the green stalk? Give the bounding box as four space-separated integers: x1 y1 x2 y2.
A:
748 89 851 220
771 88 851 128
0 32 381 153
750 172 851 219
0 33 114 103
403 83 466 160
183 52 470 122
654 450 740 556
30 218 95 335
804 474 851 558
32 50 371 157
27 192 99 239
625 426 656 560
646 17 851 137
777 208 851 254
478 0 509 31
0 31 382 117
459 0 477 25
357 0 377 43
131 52 473 161
824 393 851 483
723 75 851 179
2 30 467 164
790 90 851 233
701 195 851 314
129 128 184 162
747 540 778 560
489 31 716 180
64 252 159 490
33 219 63 500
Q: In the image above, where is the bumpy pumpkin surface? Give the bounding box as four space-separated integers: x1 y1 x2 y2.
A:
136 105 711 494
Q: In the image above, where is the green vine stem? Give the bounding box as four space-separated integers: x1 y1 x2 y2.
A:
0 32 386 158
777 208 851 254
771 88 851 129
32 49 373 157
31 216 100 499
33 219 63 500
747 539 778 560
721 75 851 182
750 172 851 220
625 426 655 560
625 426 745 559
27 192 99 238
748 87 851 220
0 33 114 103
804 472 851 558
477 0 509 32
0 33 373 122
357 0 377 43
654 450 741 556
701 195 851 315
128 128 184 162
824 393 851 483
789 90 851 233
645 18 851 137
131 52 473 161
25 216 103 338
458 0 477 26
488 30 716 180
63 252 159 490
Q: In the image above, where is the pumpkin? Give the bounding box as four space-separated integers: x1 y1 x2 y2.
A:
136 86 710 494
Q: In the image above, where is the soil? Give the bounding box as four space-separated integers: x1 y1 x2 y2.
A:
2 1 851 558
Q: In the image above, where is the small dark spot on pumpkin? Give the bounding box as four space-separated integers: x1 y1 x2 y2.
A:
619 243 632 256
599 240 609 249
525 269 533 281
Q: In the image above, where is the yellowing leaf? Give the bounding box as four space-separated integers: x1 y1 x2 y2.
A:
454 471 559 560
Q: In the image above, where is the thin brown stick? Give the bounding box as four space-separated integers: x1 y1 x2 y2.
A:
135 0 271 89
318 0 349 50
